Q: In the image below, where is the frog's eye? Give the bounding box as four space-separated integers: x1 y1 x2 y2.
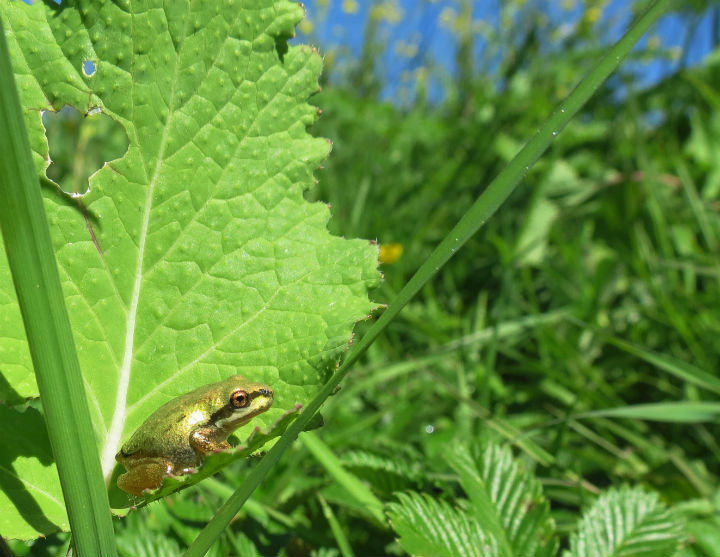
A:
230 389 250 408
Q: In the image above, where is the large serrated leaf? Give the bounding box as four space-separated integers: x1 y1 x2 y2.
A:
564 486 686 557
0 0 379 537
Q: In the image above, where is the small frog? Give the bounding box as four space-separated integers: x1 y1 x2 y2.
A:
115 375 274 496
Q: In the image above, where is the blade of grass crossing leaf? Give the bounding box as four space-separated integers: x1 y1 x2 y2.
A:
301 431 385 524
0 16 116 557
183 3 669 555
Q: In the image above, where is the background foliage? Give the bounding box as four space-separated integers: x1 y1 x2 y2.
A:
4 0 720 555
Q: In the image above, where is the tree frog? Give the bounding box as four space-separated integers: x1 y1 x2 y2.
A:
115 375 274 496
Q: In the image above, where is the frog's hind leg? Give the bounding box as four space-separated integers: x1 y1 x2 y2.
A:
117 457 174 496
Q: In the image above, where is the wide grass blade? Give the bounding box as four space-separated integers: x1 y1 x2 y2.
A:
0 15 116 556
183 2 670 555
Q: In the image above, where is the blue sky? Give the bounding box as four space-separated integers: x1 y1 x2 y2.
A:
294 0 716 103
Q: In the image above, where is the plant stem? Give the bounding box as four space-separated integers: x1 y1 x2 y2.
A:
0 15 116 557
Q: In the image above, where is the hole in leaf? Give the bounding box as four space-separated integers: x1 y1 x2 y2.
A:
43 106 129 195
83 60 96 77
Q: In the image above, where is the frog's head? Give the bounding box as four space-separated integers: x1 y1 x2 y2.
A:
212 375 274 433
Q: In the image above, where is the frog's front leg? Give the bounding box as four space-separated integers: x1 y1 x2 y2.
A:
117 457 174 496
190 426 231 456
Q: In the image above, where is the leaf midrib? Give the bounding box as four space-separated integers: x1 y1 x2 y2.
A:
99 2 190 482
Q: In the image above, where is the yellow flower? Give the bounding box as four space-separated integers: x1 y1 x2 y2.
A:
379 243 403 264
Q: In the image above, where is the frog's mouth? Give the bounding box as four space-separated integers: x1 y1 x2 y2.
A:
213 388 274 431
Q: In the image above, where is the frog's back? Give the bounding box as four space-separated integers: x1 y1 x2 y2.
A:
119 390 213 462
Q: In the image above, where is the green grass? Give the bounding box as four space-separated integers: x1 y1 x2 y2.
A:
5 0 720 555
0 15 116 556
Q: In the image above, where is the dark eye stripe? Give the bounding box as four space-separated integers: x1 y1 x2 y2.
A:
208 388 272 424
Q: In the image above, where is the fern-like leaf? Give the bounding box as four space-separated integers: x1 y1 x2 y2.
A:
386 492 499 557
341 449 430 496
449 444 557 557
564 486 685 557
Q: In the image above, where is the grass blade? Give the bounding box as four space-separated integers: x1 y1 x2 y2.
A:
568 316 720 395
606 336 720 395
0 15 116 557
318 494 356 557
576 402 720 423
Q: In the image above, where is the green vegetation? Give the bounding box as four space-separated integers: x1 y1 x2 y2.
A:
1 0 719 556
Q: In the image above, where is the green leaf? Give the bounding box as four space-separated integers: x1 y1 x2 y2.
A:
385 445 557 557
687 516 720 557
565 486 686 557
340 448 431 496
0 403 68 539
514 195 559 266
0 256 34 404
386 492 499 557
449 444 557 557
0 0 379 532
115 509 183 557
